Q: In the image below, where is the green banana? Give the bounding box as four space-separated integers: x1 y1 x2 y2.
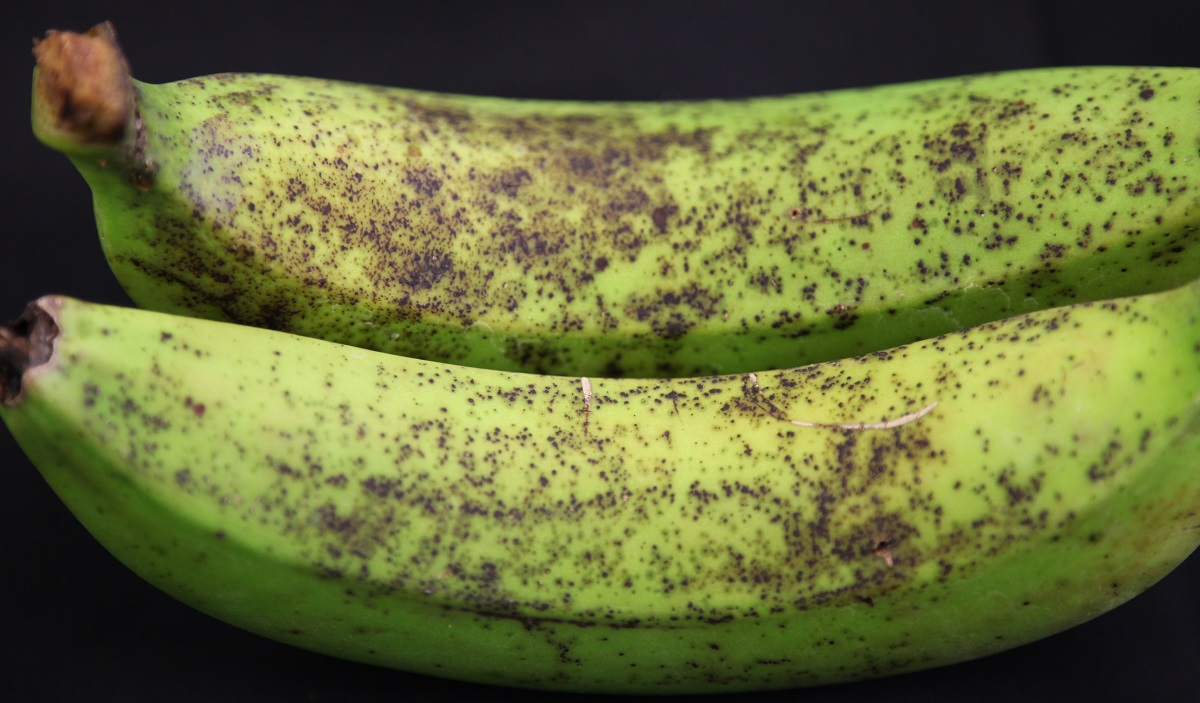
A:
3 283 1199 694
31 24 1200 376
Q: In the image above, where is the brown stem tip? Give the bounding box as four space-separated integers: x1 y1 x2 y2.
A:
0 300 60 406
32 21 133 144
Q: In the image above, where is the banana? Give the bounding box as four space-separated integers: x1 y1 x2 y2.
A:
31 24 1200 376
3 283 1199 694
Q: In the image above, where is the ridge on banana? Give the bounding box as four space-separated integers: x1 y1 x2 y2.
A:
31 24 1200 377
2 281 1200 693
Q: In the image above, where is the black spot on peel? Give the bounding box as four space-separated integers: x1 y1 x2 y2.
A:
626 282 724 339
491 168 532 198
652 204 678 233
404 167 443 197
184 396 206 416
396 251 455 290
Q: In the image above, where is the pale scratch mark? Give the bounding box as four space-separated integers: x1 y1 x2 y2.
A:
873 536 896 568
789 205 880 224
747 372 937 430
581 376 592 436
789 401 938 430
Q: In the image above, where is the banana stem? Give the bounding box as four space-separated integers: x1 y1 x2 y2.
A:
30 22 156 187
0 300 59 406
32 22 132 146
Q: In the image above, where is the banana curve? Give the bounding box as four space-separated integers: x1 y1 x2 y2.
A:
2 283 1199 692
31 25 1200 376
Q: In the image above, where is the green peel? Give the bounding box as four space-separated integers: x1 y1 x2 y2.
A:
2 283 1199 692
31 25 1200 376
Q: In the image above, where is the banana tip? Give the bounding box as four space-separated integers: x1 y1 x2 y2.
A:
0 297 60 406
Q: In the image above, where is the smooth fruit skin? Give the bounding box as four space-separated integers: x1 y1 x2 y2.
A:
31 26 1200 376
3 286 1200 693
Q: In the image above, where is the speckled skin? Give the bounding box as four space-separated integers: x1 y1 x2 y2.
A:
33 64 1200 376
3 287 1199 693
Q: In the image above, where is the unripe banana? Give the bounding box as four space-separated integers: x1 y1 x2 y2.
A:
3 284 1198 693
31 24 1200 376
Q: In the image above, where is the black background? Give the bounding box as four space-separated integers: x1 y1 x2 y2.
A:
4 1 1200 701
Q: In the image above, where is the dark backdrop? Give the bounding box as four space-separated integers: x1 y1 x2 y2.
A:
3 1 1199 701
